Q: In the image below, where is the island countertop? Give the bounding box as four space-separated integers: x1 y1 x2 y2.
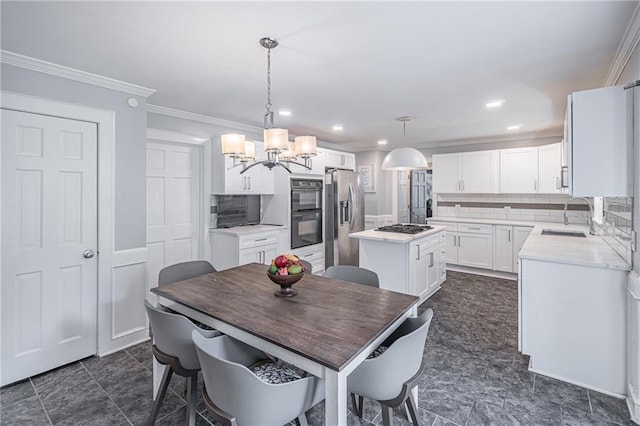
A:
349 226 446 243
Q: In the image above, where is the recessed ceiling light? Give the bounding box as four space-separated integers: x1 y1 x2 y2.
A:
507 125 521 130
278 110 291 116
485 100 505 108
378 139 388 145
332 125 343 131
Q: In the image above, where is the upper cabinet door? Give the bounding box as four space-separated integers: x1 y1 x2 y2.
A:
460 151 499 193
537 143 562 194
211 141 275 194
432 153 461 193
499 147 539 193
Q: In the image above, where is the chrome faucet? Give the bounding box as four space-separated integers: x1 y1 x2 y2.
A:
563 197 596 235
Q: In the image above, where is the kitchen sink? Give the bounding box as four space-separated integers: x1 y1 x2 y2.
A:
540 229 587 238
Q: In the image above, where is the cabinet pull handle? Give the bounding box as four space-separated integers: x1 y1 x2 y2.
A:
255 238 268 241
468 227 481 230
534 179 537 191
508 229 511 242
457 236 461 246
556 177 561 189
461 180 464 191
248 177 251 190
560 166 569 188
429 252 434 268
416 245 421 260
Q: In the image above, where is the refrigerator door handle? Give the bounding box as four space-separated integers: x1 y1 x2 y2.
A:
340 200 349 225
347 184 355 227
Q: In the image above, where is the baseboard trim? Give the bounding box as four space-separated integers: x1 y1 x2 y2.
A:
528 364 626 399
445 264 518 281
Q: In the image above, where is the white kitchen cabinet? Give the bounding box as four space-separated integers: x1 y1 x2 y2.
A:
210 227 286 271
494 225 514 272
432 221 493 269
292 243 325 275
432 154 460 193
564 85 629 197
307 148 326 175
325 149 355 171
354 228 446 303
520 257 627 395
212 141 275 195
537 143 562 194
432 151 498 193
494 225 533 272
410 235 443 300
500 147 539 193
513 226 532 263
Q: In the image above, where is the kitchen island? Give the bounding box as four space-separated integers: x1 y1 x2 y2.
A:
349 226 446 303
518 224 630 397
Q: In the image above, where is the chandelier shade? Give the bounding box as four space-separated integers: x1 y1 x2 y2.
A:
240 141 255 162
221 134 246 156
294 136 317 158
264 128 289 152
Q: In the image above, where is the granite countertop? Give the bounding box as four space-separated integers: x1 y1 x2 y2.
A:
349 226 446 243
210 224 287 235
519 224 630 271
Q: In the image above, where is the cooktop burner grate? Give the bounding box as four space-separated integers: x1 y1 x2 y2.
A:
375 224 433 234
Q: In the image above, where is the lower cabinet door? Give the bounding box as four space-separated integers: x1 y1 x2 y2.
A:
445 232 458 264
457 233 493 269
494 225 514 272
239 244 278 266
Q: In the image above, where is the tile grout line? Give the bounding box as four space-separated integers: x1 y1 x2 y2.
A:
79 360 133 426
29 377 54 426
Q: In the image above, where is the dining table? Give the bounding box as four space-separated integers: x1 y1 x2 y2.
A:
150 262 419 425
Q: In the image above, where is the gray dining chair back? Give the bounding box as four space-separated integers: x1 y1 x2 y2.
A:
324 265 379 287
144 299 220 425
158 260 216 286
298 259 313 274
348 308 434 426
192 332 325 426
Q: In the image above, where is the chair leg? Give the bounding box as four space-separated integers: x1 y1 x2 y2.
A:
406 393 420 425
350 393 361 418
295 414 309 426
147 365 173 425
185 374 198 426
380 405 393 426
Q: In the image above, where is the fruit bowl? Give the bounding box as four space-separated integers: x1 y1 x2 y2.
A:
268 254 307 297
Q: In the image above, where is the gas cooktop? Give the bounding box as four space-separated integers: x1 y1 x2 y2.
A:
375 224 433 234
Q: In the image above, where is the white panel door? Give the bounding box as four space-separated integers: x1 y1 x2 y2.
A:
1 109 97 386
146 142 201 290
457 233 493 269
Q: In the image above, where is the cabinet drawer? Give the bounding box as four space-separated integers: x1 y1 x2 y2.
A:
239 233 279 249
458 223 492 234
430 221 458 231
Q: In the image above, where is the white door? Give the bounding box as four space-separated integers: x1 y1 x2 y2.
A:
1 109 98 386
494 225 514 273
499 147 539 193
397 171 410 223
146 142 201 290
538 143 562 194
457 233 493 269
461 151 499 193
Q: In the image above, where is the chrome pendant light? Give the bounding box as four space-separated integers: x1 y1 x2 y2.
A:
381 117 429 171
222 37 317 174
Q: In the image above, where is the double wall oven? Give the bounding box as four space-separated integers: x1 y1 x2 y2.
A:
290 179 323 249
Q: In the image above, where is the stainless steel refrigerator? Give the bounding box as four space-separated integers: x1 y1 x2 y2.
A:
325 169 364 267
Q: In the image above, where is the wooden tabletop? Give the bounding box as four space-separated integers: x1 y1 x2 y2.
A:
151 263 418 371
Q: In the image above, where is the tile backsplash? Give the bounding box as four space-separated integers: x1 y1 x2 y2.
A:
434 193 633 266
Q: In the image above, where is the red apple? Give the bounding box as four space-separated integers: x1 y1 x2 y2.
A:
274 255 288 268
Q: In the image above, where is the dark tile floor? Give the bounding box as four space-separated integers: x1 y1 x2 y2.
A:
0 271 634 425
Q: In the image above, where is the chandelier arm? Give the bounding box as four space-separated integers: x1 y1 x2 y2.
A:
239 160 267 174
276 162 292 173
288 161 312 171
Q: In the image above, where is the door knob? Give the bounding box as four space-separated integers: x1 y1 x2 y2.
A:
83 250 95 259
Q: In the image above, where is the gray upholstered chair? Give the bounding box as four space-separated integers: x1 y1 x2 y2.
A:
192 332 325 426
349 309 434 426
158 260 216 286
323 265 380 287
144 299 220 426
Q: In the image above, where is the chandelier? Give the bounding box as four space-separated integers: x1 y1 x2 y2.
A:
381 117 429 171
221 37 317 174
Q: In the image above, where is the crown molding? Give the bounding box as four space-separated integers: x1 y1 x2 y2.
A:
146 128 208 145
1 50 156 97
147 104 263 134
604 3 640 86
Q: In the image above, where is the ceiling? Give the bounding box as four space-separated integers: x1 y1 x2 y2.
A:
1 1 638 152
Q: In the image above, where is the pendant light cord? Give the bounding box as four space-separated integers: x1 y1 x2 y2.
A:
265 46 272 114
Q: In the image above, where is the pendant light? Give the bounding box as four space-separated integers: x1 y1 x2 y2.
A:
381 117 429 171
222 37 317 174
